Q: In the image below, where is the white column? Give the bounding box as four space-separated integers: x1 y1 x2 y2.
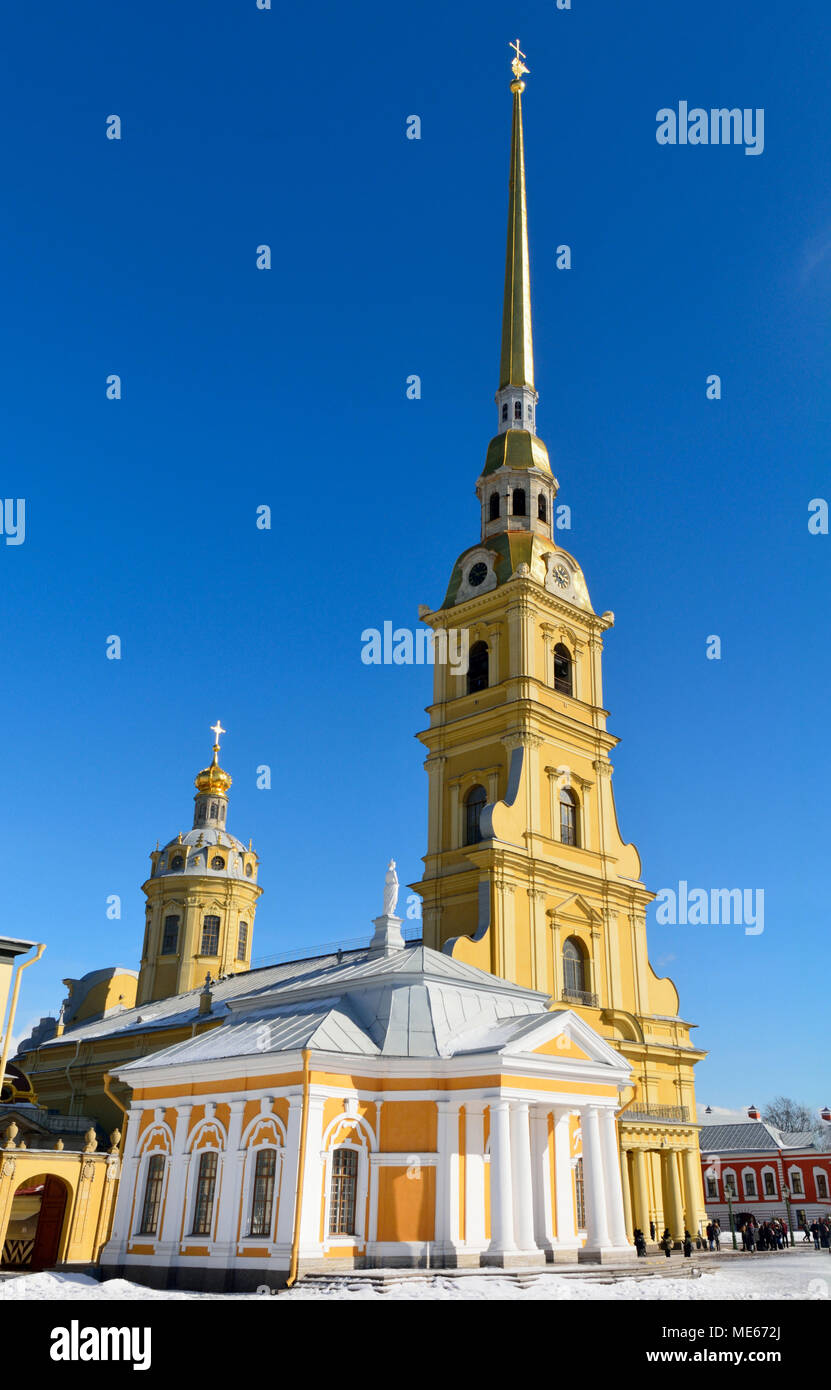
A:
297 1094 327 1256
156 1102 193 1255
486 1100 516 1258
510 1102 536 1253
598 1107 630 1248
581 1106 611 1251
531 1106 554 1252
213 1099 247 1258
435 1098 461 1261
552 1108 579 1248
464 1101 487 1252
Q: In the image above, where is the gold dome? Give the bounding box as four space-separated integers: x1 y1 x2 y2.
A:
195 721 232 795
195 747 232 796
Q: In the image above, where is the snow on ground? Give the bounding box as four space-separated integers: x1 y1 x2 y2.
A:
1 1252 830 1301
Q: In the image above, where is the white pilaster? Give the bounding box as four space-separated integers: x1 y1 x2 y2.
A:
274 1092 303 1256
297 1094 327 1256
156 1103 193 1255
212 1099 247 1259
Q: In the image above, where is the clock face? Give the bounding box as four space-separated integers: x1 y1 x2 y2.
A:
468 562 488 587
551 563 570 590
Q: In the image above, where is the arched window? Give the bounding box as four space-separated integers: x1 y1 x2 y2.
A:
201 916 220 955
553 643 573 696
464 784 487 845
560 787 578 845
171 855 184 871
489 491 500 521
138 1154 166 1235
191 1151 218 1236
514 400 522 420
562 937 586 995
329 1146 359 1235
501 402 508 422
161 916 179 955
237 922 248 961
249 1149 277 1237
209 802 218 820
467 640 489 694
512 488 526 516
538 493 547 522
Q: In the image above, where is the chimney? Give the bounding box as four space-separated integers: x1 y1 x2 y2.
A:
747 1104 760 1120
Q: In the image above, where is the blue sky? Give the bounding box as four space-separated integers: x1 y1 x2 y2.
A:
1 1 829 1115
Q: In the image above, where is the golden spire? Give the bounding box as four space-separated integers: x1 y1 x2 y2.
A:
499 40 535 393
194 720 232 796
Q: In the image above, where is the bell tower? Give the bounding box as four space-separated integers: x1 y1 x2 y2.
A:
136 724 262 1005
414 49 706 1149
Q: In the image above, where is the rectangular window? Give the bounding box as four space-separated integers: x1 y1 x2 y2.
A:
706 1177 718 1199
200 915 220 956
138 1154 165 1235
161 915 179 955
560 799 577 846
191 1151 218 1236
763 1171 776 1197
743 1172 757 1198
724 1174 737 1197
328 1147 359 1236
249 1149 277 1237
237 922 248 961
817 1173 829 1200
791 1172 803 1195
574 1157 586 1229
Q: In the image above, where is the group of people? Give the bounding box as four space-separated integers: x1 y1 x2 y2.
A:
631 1214 831 1258
633 1225 702 1258
806 1218 831 1249
738 1217 789 1251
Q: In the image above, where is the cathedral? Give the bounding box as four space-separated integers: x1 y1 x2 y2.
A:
6 50 705 1287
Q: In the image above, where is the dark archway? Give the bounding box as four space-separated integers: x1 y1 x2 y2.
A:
2 1174 69 1271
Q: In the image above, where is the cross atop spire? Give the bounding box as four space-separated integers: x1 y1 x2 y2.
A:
210 719 225 751
509 38 529 83
497 43 537 426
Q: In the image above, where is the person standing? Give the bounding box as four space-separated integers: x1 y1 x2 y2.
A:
661 1228 673 1259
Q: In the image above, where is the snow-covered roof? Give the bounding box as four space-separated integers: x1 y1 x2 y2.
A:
699 1121 819 1154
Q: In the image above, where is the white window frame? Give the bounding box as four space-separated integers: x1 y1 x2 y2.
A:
131 1147 171 1241
239 1141 284 1246
322 1140 369 1250
741 1167 757 1200
722 1168 738 1199
787 1165 804 1198
813 1168 829 1202
182 1142 224 1248
760 1165 778 1199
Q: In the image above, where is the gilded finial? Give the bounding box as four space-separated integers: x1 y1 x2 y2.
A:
510 38 529 88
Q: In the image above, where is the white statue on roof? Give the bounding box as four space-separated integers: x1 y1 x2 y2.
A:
382 860 399 917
